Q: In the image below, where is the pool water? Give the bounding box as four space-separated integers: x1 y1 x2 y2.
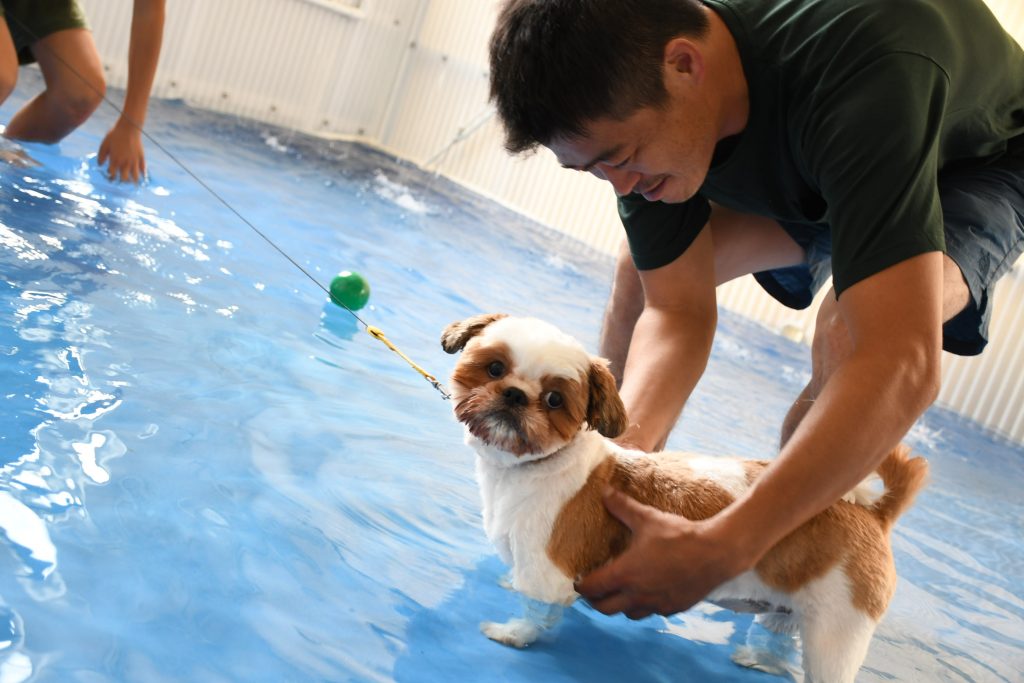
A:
1 71 1022 682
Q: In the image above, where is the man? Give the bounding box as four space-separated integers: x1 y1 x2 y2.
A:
0 0 166 182
488 0 1024 619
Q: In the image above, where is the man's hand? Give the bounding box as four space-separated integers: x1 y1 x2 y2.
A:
574 488 751 619
98 118 146 183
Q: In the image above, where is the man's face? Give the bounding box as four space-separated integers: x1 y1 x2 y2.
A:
548 91 718 204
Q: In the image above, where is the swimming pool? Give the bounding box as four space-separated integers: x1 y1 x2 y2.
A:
1 72 1022 682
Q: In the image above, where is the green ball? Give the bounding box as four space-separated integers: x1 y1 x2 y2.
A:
329 270 370 310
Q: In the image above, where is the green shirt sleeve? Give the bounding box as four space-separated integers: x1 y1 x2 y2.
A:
617 193 712 271
802 52 949 295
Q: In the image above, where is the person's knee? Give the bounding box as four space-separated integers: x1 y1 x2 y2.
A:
50 73 105 129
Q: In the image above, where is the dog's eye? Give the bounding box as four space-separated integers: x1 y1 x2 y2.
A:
487 361 505 378
544 392 564 409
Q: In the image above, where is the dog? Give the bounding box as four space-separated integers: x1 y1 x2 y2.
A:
441 313 928 683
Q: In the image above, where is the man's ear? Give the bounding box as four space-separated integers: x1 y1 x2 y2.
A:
663 36 704 84
587 357 628 438
440 313 508 354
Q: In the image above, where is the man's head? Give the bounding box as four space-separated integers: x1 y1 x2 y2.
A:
488 0 710 155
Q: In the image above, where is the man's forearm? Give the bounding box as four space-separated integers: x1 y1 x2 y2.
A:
605 224 720 452
616 305 716 451
599 240 645 386
723 251 945 565
717 346 939 564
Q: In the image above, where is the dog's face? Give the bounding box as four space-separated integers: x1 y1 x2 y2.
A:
441 314 627 463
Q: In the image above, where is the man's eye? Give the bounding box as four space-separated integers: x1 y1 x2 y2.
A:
487 361 505 378
610 153 633 169
544 392 564 409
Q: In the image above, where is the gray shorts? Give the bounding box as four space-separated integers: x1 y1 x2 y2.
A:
754 136 1024 357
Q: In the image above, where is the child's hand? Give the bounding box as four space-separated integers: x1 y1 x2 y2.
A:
98 118 146 183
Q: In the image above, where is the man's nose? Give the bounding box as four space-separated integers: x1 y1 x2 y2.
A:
592 164 641 196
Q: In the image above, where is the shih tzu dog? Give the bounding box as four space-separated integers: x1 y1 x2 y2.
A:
441 313 928 683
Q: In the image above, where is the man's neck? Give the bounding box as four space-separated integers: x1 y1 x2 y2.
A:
703 5 750 140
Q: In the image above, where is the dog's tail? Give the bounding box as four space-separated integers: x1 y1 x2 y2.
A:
870 444 929 529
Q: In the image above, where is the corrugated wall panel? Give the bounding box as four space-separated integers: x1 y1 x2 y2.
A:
377 0 626 255
986 0 1024 32
79 0 424 136
63 0 1024 442
939 269 1024 441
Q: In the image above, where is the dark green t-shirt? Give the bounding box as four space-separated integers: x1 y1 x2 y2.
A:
621 0 1024 297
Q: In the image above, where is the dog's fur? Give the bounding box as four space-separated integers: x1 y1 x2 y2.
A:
442 313 928 683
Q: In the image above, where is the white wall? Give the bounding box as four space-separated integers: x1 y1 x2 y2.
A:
77 0 1024 443
81 0 431 138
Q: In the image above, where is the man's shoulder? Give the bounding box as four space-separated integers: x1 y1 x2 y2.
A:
706 0 998 62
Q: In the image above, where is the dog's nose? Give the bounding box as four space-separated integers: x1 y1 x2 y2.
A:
503 386 528 407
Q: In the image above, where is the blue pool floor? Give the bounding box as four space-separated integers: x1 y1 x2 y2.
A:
0 67 1022 682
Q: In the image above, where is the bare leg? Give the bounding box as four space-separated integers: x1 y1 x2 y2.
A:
779 288 846 447
780 254 971 447
0 18 17 104
709 204 805 285
4 28 104 143
0 22 39 166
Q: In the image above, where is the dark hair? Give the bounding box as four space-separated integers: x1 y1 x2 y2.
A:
488 0 710 154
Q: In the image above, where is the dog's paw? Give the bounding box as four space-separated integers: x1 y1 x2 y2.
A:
480 619 540 648
497 573 515 591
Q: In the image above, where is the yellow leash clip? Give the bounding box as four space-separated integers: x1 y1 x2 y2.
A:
366 326 451 400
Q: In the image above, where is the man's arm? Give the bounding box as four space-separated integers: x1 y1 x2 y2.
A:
98 0 166 183
598 239 645 387
723 250 942 554
576 251 944 617
607 224 719 452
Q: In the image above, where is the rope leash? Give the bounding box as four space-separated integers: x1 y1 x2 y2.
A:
366 326 449 398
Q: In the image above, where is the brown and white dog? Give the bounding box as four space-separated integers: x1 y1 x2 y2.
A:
441 313 928 683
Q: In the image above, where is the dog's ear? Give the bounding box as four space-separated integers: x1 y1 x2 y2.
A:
441 313 508 354
587 357 628 438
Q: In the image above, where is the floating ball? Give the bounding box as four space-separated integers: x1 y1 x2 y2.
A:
329 270 370 310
